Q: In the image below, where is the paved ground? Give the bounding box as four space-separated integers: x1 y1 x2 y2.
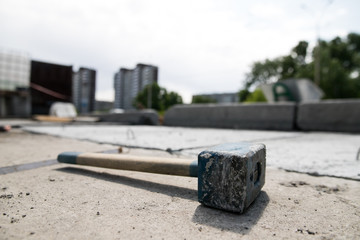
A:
23 124 360 180
0 120 359 239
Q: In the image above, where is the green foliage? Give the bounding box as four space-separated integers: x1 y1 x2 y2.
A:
134 83 183 111
244 89 267 103
164 91 184 109
292 41 309 64
242 33 360 99
244 41 310 91
191 95 217 104
244 58 281 89
238 89 250 102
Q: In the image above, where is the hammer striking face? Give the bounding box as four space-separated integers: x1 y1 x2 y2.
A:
198 143 266 213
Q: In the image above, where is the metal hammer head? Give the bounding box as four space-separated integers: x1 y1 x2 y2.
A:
198 142 266 213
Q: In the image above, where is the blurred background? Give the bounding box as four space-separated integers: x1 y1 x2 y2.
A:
0 0 359 117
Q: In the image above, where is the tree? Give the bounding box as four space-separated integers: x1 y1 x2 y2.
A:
133 82 162 110
241 33 360 100
244 41 310 91
238 89 250 102
133 83 183 111
244 88 267 103
164 91 183 110
191 95 217 104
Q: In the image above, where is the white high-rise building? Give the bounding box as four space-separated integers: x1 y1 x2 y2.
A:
114 63 158 110
0 49 31 117
72 67 96 114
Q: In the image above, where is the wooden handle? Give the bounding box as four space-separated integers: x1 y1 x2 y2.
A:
58 152 198 177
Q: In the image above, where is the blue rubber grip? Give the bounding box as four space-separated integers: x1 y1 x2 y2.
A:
57 152 81 164
189 160 198 177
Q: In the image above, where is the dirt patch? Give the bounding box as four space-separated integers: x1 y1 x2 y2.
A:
279 181 309 187
314 185 343 194
280 181 346 194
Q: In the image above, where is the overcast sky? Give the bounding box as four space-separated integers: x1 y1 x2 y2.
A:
1 0 359 103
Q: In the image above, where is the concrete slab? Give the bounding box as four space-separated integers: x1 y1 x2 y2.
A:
164 103 296 130
0 130 359 239
97 110 159 125
0 129 116 168
23 125 360 180
297 99 360 132
23 125 299 151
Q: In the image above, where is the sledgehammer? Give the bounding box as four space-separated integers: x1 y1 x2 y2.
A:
57 142 266 213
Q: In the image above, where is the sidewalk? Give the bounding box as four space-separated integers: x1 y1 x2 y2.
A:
0 122 359 239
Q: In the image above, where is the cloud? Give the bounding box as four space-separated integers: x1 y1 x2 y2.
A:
250 3 285 19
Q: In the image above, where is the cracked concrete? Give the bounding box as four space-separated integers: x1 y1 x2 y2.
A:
23 125 360 180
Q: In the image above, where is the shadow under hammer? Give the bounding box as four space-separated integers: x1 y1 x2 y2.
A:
192 191 269 234
57 166 269 234
57 167 198 201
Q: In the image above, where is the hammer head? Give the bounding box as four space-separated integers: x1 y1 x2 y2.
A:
198 142 266 213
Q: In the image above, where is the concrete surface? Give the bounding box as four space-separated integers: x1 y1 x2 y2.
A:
0 126 359 239
297 99 360 132
164 103 296 130
0 119 40 128
97 110 159 125
23 125 360 180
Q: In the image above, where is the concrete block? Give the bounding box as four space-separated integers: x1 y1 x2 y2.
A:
164 103 296 130
98 110 159 125
297 99 360 132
